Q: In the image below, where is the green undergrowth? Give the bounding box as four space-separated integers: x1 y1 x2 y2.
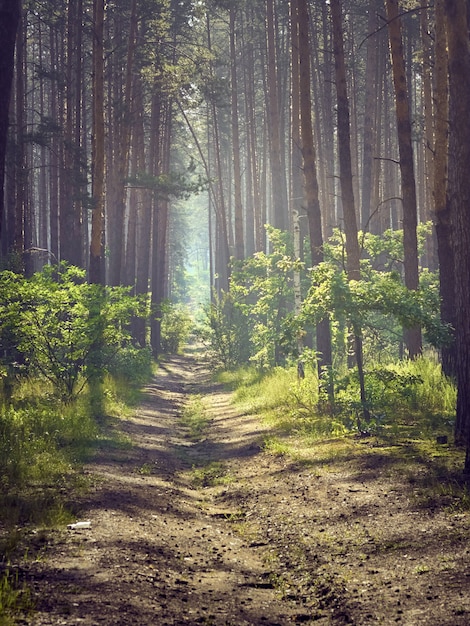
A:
219 357 467 502
180 394 210 440
0 568 33 626
0 365 152 623
190 460 232 488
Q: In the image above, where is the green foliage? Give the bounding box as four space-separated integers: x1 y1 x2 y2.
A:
0 568 32 625
105 345 153 385
200 291 251 368
126 166 208 201
224 356 456 441
160 302 192 353
206 225 445 373
0 387 97 495
231 227 298 367
180 395 209 440
301 226 449 365
0 263 148 402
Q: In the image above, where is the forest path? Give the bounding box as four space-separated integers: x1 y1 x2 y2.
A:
24 352 302 625
21 352 470 625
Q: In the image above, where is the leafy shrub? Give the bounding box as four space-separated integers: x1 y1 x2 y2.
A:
328 357 456 435
200 291 251 368
160 303 192 353
105 345 153 385
0 263 147 401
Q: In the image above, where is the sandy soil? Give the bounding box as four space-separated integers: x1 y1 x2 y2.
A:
16 353 470 625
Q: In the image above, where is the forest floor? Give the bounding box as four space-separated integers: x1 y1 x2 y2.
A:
14 352 470 625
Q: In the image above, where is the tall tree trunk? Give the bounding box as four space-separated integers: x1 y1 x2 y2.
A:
61 0 83 267
444 0 470 462
14 11 25 266
49 27 59 263
0 0 21 244
229 7 244 261
107 0 138 286
434 0 456 378
385 0 422 358
330 0 369 423
266 0 288 232
89 0 105 285
361 0 379 230
150 99 172 356
206 12 230 294
296 0 332 374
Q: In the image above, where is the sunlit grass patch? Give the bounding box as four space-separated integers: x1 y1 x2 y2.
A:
219 365 298 414
180 395 209 441
0 568 33 626
190 461 232 487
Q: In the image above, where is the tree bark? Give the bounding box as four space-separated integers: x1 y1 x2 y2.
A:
433 0 456 378
89 0 105 285
444 0 470 460
361 0 379 230
296 0 332 374
0 0 21 243
229 6 244 261
330 0 369 422
385 0 422 358
61 0 83 267
266 0 288 232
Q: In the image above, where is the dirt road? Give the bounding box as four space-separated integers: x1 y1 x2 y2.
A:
21 353 470 625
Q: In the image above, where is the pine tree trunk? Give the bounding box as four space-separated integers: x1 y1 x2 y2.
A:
361 0 379 230
296 0 332 374
385 0 422 358
89 0 105 285
206 12 230 294
444 0 470 458
434 0 456 378
230 7 244 261
107 0 138 286
330 0 369 423
266 0 288 232
0 0 21 243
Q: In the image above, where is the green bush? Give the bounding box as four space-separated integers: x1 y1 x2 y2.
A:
160 303 192 353
105 345 153 385
200 291 251 368
0 263 147 402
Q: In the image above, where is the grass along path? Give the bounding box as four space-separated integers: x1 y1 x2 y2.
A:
9 352 470 625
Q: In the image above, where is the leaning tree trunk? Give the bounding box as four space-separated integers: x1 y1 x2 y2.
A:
385 0 422 359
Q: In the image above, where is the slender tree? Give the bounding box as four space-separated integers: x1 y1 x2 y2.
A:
89 0 105 284
0 0 21 242
229 5 244 261
433 0 456 378
295 0 332 374
385 0 422 358
266 0 288 232
330 0 369 422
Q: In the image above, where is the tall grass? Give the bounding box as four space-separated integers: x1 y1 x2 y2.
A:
0 568 32 626
0 358 149 530
221 357 456 443
219 366 298 414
